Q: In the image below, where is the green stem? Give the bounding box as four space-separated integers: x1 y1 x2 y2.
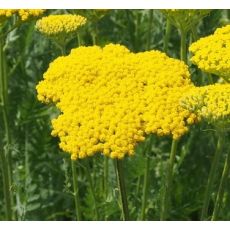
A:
103 157 109 199
85 160 99 220
201 132 225 220
211 149 230 220
146 9 153 50
160 139 178 220
163 18 172 53
115 159 129 221
71 161 81 221
140 156 150 220
0 35 13 220
180 29 187 63
77 34 81 46
0 151 12 220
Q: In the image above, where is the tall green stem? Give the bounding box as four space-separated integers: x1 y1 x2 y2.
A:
201 132 225 220
180 30 187 63
160 139 178 220
211 149 230 220
0 33 13 220
115 159 129 221
146 9 153 50
0 150 12 220
103 157 109 199
71 161 81 221
163 18 172 54
140 156 150 220
85 160 99 220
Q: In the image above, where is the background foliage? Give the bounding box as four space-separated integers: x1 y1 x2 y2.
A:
0 9 230 220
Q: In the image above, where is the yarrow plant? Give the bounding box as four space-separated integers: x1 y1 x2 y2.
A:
36 14 87 51
190 25 230 82
36 43 197 160
182 84 230 123
161 10 211 33
2 9 230 221
0 9 45 23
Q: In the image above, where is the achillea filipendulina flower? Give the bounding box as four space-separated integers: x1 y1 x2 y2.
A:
37 44 197 160
0 9 44 24
35 14 86 38
0 9 16 23
17 9 45 21
190 25 230 80
181 84 230 122
161 10 211 32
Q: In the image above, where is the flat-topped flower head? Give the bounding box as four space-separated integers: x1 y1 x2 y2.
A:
0 9 16 23
36 14 86 45
37 44 197 160
17 9 45 21
0 9 45 25
161 10 211 32
181 84 230 123
190 25 230 81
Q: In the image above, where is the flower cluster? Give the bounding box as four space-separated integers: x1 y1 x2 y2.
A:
17 9 45 21
36 14 87 39
190 25 230 80
37 44 197 160
181 84 230 122
0 10 16 23
161 10 211 32
0 9 44 23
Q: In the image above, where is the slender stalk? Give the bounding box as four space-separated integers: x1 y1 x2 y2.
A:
103 157 109 199
211 150 230 220
77 34 81 46
0 151 12 220
140 156 150 220
71 161 82 221
146 9 153 50
160 139 178 220
0 33 13 220
201 132 225 220
180 29 187 63
136 175 142 195
115 159 129 221
85 160 99 220
163 18 172 53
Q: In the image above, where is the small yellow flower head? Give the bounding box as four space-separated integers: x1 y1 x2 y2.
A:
161 10 211 32
0 9 44 24
17 9 45 21
0 9 16 23
37 44 196 160
36 14 86 40
190 25 230 80
181 84 230 122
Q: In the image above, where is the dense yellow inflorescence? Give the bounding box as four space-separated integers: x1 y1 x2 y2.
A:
35 14 87 37
161 10 211 32
181 84 230 122
190 25 230 79
37 44 197 160
0 9 44 23
17 9 45 21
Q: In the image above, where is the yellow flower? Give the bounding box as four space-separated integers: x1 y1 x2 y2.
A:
37 44 196 160
17 9 45 21
181 83 230 122
36 14 87 37
0 9 44 24
0 9 16 23
189 25 230 80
